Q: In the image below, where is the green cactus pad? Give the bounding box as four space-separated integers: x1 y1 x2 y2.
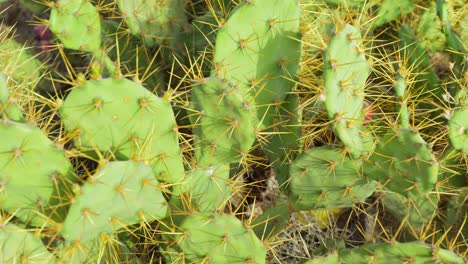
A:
0 39 42 87
191 77 256 165
0 121 76 226
393 73 410 128
61 161 168 242
448 107 468 153
0 73 24 122
381 190 438 230
339 241 464 264
263 93 302 188
323 24 373 158
439 147 466 188
436 0 466 65
416 3 446 52
252 200 292 240
399 25 441 97
164 213 267 263
289 147 377 210
365 128 439 195
56 235 143 263
0 224 55 263
49 0 101 52
170 163 231 213
116 0 187 47
322 0 367 8
373 0 415 28
59 77 184 183
213 0 301 129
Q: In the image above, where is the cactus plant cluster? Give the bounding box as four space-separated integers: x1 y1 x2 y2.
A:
0 0 466 263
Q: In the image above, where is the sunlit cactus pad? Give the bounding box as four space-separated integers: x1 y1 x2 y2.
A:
59 77 184 183
49 0 101 52
163 213 267 263
61 161 168 242
0 121 75 226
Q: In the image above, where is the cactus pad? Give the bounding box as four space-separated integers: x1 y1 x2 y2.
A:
213 0 301 128
0 73 24 122
0 39 42 87
339 241 464 263
61 161 168 242
365 128 439 195
323 24 373 158
59 77 184 183
289 147 377 210
116 0 187 47
0 121 75 226
170 163 231 213
448 107 468 153
164 213 267 263
49 0 101 52
0 224 55 263
191 77 256 165
373 0 415 28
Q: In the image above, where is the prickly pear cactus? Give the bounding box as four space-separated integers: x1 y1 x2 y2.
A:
213 0 301 129
448 107 468 153
163 213 267 263
289 147 377 210
373 0 416 28
61 161 168 242
0 73 24 122
170 163 231 213
366 128 439 195
59 77 184 183
0 38 42 87
0 121 76 226
323 24 374 158
305 241 465 263
0 224 56 263
116 0 188 47
191 77 256 165
49 0 101 52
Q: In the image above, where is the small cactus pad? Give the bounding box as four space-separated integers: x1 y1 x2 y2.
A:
61 161 168 242
436 0 466 65
49 0 101 52
116 0 187 47
323 24 373 158
191 77 256 165
399 25 441 95
213 0 301 128
0 73 24 122
59 77 184 183
373 0 415 28
0 121 76 226
164 213 267 263
416 3 446 52
170 163 231 213
289 147 377 210
365 128 439 195
0 39 42 87
393 72 410 128
0 224 56 263
448 107 468 153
